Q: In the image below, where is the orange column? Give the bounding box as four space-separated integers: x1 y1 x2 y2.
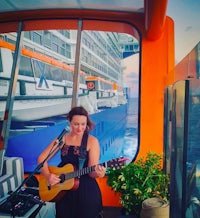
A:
138 17 175 159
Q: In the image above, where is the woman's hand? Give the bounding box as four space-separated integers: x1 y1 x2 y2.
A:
95 165 106 178
46 173 61 186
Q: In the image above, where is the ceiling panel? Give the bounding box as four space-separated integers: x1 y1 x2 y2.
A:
0 0 144 13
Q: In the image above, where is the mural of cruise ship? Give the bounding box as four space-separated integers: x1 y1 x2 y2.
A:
0 30 138 121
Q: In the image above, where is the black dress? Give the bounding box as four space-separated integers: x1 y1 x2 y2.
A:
55 132 103 218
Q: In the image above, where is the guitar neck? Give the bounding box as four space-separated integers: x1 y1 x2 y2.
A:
65 162 107 180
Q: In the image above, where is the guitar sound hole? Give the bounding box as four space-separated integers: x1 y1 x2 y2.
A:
59 174 65 183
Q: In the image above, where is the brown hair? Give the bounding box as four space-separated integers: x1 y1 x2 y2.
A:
67 106 95 132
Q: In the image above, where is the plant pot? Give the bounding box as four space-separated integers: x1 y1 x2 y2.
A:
140 197 169 218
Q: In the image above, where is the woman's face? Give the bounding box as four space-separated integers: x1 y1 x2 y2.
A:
70 115 87 135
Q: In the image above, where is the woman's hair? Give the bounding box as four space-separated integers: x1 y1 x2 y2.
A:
67 106 95 132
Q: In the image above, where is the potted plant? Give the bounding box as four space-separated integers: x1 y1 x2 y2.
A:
106 152 170 217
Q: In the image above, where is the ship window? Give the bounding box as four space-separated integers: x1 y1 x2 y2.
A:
24 31 31 40
19 56 33 77
44 31 51 48
66 44 71 58
7 38 16 45
129 45 133 51
52 43 59 53
33 32 42 45
59 30 70 39
1 23 139 171
60 47 65 56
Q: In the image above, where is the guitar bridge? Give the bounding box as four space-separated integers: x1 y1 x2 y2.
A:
48 184 51 190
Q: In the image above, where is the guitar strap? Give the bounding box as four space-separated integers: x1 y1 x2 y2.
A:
78 131 88 169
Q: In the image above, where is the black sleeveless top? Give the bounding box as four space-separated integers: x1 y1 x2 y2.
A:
55 132 103 218
58 131 88 169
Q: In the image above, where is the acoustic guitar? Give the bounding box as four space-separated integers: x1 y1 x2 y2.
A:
39 157 127 202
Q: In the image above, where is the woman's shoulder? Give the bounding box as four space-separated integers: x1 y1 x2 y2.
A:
88 134 97 140
87 134 100 152
88 134 99 144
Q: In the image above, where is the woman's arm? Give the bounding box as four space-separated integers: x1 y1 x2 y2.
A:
87 135 106 178
38 139 62 185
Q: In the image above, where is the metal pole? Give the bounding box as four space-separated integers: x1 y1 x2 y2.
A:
71 20 83 108
0 22 24 151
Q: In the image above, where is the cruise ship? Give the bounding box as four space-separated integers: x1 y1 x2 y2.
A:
0 28 139 177
0 30 139 121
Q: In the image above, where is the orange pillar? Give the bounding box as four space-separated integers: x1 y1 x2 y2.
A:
138 17 175 159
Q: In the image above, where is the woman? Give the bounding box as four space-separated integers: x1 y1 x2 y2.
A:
38 106 106 218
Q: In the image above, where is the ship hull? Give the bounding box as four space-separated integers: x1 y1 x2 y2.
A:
6 103 131 172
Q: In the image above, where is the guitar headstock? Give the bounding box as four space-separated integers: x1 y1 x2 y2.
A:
106 157 129 169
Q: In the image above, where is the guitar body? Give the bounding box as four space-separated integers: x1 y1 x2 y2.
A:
38 157 127 202
39 164 79 202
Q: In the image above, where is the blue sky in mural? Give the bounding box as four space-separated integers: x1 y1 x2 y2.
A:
167 0 200 63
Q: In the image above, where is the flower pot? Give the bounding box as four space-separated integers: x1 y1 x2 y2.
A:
140 197 169 218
